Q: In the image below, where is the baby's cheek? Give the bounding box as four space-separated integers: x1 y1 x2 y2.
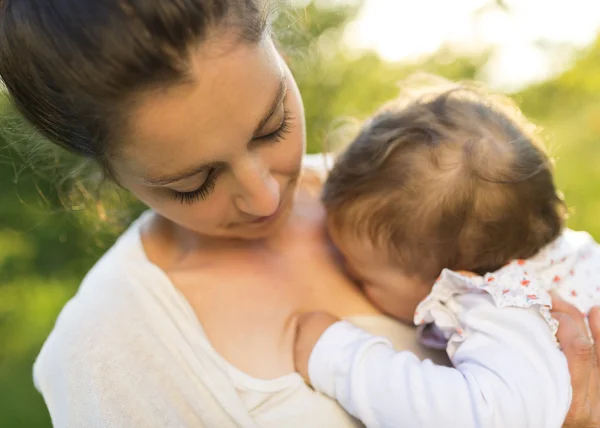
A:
364 284 416 324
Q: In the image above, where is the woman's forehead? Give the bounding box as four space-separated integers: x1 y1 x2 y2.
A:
118 36 283 179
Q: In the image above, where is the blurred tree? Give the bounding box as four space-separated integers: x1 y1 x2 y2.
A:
278 1 488 153
516 36 600 238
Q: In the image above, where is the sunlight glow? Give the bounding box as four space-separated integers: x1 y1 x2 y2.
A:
346 0 600 90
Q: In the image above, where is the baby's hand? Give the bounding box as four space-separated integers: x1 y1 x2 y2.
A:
294 312 340 383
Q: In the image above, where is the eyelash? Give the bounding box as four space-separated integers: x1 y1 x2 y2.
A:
172 169 217 205
258 109 293 143
172 110 293 205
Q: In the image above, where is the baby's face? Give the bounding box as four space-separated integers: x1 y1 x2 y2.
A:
328 224 432 324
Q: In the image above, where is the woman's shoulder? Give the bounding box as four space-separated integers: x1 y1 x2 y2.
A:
32 253 244 428
302 153 334 179
32 228 250 427
32 278 154 419
34 213 187 381
296 153 335 197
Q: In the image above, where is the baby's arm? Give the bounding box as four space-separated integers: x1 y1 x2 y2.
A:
294 293 571 428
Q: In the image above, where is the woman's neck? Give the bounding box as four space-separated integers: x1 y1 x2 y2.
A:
140 172 325 271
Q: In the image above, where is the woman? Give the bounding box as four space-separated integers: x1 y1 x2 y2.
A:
0 1 598 426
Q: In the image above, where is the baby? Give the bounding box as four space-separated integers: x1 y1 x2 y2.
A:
294 79 600 428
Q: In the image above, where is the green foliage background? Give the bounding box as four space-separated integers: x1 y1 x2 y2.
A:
0 1 598 426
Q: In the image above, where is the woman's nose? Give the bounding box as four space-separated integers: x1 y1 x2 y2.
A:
233 155 281 217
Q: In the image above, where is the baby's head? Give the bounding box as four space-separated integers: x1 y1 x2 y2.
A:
322 81 566 322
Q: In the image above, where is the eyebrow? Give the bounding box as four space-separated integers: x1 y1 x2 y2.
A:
143 75 287 187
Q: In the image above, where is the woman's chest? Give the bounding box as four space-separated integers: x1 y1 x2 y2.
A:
169 243 378 380
239 380 362 428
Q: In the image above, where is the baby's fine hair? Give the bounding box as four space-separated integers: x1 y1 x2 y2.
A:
322 77 566 282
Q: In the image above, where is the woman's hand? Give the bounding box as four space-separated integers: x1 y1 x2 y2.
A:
294 312 340 383
552 292 600 427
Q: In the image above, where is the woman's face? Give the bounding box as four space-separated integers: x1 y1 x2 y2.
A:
112 34 306 240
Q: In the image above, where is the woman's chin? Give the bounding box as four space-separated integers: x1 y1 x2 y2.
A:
213 199 294 241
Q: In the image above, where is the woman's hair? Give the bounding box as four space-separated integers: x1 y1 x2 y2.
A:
0 0 270 172
322 78 567 281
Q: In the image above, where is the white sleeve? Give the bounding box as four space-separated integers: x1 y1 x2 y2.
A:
308 292 572 428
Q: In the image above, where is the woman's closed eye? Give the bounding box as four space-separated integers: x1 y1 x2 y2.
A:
171 168 218 205
170 108 293 205
254 108 293 144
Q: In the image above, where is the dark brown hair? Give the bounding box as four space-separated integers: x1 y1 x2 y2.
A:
323 79 566 282
0 0 270 171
